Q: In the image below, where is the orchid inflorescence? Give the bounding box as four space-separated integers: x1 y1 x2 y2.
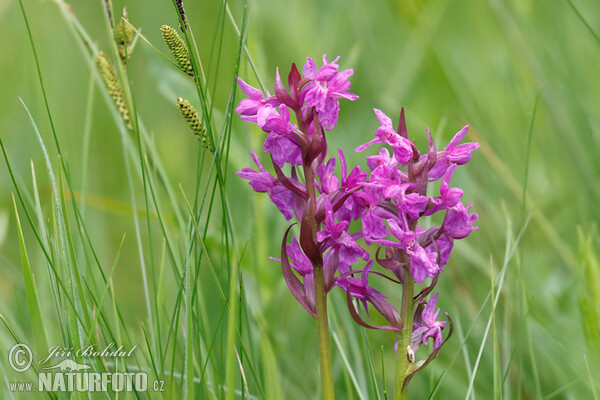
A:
236 54 479 399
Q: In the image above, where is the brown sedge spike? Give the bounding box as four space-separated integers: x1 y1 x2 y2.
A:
176 97 212 152
115 8 133 63
161 25 194 77
104 0 113 28
96 51 132 129
176 0 188 30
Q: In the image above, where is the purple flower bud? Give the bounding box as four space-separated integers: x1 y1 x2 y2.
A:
274 68 298 110
302 56 318 80
288 63 302 96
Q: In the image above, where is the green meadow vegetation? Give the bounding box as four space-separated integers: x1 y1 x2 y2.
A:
0 0 599 398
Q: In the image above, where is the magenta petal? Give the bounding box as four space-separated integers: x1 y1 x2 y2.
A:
355 138 382 153
316 64 338 81
302 57 317 79
235 98 262 116
373 108 393 127
363 211 388 241
269 184 294 220
335 92 359 101
237 77 263 99
422 293 439 323
447 125 469 149
448 142 480 164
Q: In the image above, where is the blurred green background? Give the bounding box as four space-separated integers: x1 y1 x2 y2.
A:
1 0 600 398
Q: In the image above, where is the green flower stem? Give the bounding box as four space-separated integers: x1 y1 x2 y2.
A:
314 261 335 400
395 274 415 400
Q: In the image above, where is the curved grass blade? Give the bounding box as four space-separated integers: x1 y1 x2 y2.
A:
12 194 49 359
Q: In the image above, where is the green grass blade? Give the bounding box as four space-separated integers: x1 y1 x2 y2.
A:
490 258 501 400
583 354 598 400
333 331 367 400
11 194 49 359
566 0 600 48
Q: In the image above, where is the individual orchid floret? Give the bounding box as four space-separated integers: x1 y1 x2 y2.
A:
285 235 315 311
335 149 368 221
362 172 428 221
354 188 389 243
412 293 447 352
337 261 403 330
317 198 370 268
235 77 279 122
445 125 479 164
236 151 295 219
302 55 359 130
433 235 454 268
386 181 429 220
428 125 480 180
366 147 398 175
316 157 340 194
263 133 302 167
375 219 440 284
443 202 479 239
259 105 303 166
425 164 463 215
257 104 296 135
355 109 414 164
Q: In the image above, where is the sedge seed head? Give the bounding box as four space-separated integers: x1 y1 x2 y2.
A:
176 97 212 152
96 51 131 129
161 25 194 77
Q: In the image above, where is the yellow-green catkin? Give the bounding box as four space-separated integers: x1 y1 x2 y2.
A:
177 97 211 152
115 8 133 63
96 51 131 129
161 25 194 77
